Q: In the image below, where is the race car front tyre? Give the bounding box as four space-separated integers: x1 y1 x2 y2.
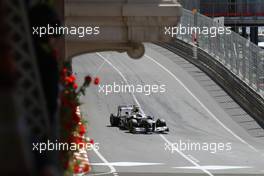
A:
156 119 166 127
144 120 153 133
129 119 137 133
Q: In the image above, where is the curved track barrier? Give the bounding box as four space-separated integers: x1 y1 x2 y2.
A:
177 9 264 98
159 9 264 128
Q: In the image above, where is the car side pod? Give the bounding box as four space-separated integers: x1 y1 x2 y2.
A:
65 0 182 60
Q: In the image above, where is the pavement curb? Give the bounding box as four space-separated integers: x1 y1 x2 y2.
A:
73 106 91 175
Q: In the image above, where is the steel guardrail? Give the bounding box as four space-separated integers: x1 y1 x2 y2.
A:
175 9 264 99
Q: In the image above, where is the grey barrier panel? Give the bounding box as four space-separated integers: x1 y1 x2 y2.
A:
175 9 264 97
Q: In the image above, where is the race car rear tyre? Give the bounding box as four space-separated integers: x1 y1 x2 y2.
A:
110 114 119 126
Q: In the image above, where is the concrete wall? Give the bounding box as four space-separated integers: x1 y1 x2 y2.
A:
65 0 182 59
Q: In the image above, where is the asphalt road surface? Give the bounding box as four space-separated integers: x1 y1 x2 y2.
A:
72 43 264 176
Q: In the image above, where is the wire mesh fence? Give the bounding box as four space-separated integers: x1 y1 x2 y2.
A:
175 9 264 97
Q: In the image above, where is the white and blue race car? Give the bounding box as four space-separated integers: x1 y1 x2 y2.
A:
110 105 169 134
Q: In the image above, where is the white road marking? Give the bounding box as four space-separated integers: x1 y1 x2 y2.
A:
96 53 143 113
87 172 113 176
173 165 252 170
187 154 200 163
161 135 214 176
145 54 258 152
94 59 106 76
89 140 117 176
90 162 164 167
96 52 214 176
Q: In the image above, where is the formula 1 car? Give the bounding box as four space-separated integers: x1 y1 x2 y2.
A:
110 105 169 133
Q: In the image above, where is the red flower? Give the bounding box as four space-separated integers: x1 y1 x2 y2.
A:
79 124 86 136
64 77 72 85
90 139 94 145
83 164 90 172
69 75 76 82
73 164 80 174
64 75 76 85
73 83 78 90
94 77 100 85
85 75 92 84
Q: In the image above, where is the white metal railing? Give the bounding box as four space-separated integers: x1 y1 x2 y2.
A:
176 9 264 97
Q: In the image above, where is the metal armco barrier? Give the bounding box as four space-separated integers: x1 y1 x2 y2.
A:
176 9 264 98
